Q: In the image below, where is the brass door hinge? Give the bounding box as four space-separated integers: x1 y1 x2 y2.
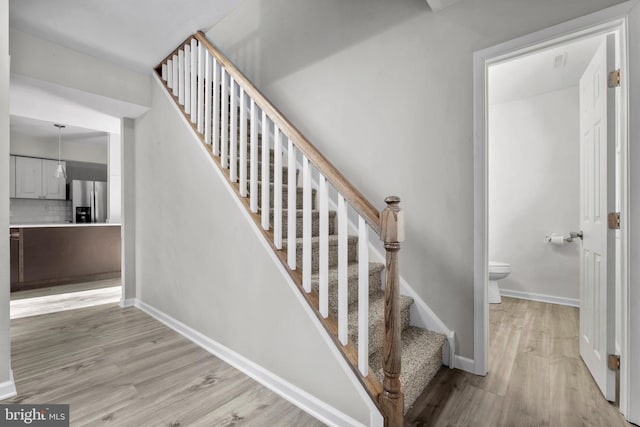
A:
608 69 621 88
608 354 620 371
608 212 621 230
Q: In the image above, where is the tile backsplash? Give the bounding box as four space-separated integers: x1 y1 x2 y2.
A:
10 199 72 224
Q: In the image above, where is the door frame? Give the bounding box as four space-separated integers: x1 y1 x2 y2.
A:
472 1 633 417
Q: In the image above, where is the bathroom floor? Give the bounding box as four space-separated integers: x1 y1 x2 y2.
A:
405 297 632 426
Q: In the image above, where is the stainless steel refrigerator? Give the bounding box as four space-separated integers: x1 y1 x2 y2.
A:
71 180 108 223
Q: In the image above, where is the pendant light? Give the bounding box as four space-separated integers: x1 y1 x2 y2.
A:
53 124 66 179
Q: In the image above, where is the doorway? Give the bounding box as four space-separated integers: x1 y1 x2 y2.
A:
8 115 123 318
473 10 630 421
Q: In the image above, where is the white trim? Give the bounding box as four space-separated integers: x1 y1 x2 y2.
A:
119 298 135 308
453 355 475 373
440 331 456 369
134 300 366 427
473 0 634 407
0 370 16 400
153 73 383 427
499 289 580 308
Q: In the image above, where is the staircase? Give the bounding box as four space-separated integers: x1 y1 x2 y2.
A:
272 151 446 413
156 32 446 425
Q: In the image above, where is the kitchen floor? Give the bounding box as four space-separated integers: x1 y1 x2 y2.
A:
10 278 121 319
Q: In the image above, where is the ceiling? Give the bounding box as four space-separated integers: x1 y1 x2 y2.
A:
9 0 244 73
10 115 107 143
489 35 605 105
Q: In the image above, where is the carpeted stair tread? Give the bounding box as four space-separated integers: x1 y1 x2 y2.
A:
372 326 446 413
235 160 294 181
254 185 317 210
283 235 358 271
347 291 413 357
268 209 337 238
311 262 385 313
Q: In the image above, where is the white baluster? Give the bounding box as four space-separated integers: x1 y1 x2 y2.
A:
261 111 270 230
302 156 312 292
273 125 283 249
167 59 173 89
287 138 296 270
338 195 348 345
212 59 220 156
161 63 168 82
249 100 258 213
197 44 204 134
178 49 185 105
230 78 238 182
239 88 248 197
172 55 178 96
319 174 328 318
221 70 229 168
184 45 191 115
190 39 197 123
204 51 212 144
358 216 369 375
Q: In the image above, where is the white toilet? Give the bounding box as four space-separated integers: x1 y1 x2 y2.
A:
488 261 511 304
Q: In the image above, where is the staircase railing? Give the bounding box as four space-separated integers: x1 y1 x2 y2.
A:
156 31 405 426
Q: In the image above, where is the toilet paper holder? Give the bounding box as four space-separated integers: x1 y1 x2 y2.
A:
545 231 582 243
569 231 584 241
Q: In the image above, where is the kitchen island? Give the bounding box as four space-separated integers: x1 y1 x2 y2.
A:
9 223 121 292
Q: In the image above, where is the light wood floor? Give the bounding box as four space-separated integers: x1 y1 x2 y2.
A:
3 303 325 426
10 279 122 319
405 297 632 427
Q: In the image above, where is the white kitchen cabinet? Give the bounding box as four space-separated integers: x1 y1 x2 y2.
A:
42 159 67 199
9 155 15 198
15 156 43 199
14 156 66 200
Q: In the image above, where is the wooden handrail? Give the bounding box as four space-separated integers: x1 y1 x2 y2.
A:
193 31 381 235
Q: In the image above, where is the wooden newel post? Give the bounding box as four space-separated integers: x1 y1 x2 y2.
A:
379 196 405 427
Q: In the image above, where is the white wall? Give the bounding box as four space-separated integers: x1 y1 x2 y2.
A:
9 28 150 108
627 1 640 423
489 87 580 302
10 132 108 164
134 81 372 424
121 118 135 302
206 0 627 358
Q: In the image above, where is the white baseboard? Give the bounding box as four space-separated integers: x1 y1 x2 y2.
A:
119 298 136 308
134 298 367 427
454 355 475 373
0 370 16 401
500 289 579 307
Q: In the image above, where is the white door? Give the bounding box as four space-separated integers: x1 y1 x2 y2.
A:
579 34 616 402
15 156 43 199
